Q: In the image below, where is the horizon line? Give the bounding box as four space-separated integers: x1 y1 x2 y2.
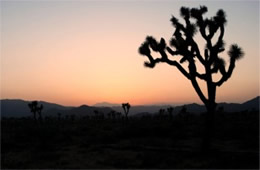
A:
1 95 259 107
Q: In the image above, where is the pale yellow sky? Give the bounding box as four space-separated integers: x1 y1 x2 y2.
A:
1 1 259 106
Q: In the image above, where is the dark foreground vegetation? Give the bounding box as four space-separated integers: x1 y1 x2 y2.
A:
2 111 259 169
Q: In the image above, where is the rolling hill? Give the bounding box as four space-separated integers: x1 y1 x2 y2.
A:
0 99 113 118
1 96 259 117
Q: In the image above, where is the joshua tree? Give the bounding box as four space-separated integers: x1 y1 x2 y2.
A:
159 108 165 114
179 105 187 115
100 111 105 120
110 110 116 119
217 106 224 114
28 101 38 121
167 106 174 119
107 112 112 119
159 108 165 120
122 103 131 120
28 101 43 121
94 110 99 119
57 112 61 121
116 112 122 119
138 6 244 150
37 104 43 121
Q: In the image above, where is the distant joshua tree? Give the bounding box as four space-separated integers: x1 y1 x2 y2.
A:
116 112 122 119
111 110 116 119
38 104 43 121
107 111 112 119
28 101 38 121
167 107 174 119
159 108 165 120
122 103 131 120
94 110 99 119
179 105 187 115
28 101 43 121
217 106 224 114
57 112 61 121
100 112 105 120
138 6 244 150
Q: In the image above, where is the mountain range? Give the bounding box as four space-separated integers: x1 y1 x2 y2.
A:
0 99 113 118
0 96 259 118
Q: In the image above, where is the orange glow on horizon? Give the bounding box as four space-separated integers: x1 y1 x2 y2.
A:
1 1 259 106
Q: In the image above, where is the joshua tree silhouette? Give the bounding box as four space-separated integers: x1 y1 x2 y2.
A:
28 101 38 121
167 107 174 119
28 101 44 121
179 105 187 115
122 103 131 120
138 6 244 150
116 112 122 119
38 104 43 121
159 108 165 120
57 112 62 121
111 110 116 119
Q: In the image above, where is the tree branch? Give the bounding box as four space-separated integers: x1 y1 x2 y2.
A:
196 72 207 80
166 46 180 56
217 25 225 45
190 38 205 64
214 58 235 86
142 45 191 80
209 25 225 64
165 58 191 80
180 11 205 65
190 77 208 104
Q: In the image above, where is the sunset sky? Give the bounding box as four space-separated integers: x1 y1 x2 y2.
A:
1 1 259 106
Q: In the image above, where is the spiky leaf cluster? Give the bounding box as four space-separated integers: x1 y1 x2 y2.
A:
190 6 207 20
170 16 180 27
139 42 150 56
139 36 167 58
213 57 226 69
180 7 190 19
138 5 244 92
214 9 227 25
228 44 244 60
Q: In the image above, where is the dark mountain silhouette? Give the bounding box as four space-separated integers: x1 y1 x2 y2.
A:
1 99 72 117
93 102 120 107
69 105 113 116
0 99 113 118
68 105 93 116
111 105 173 115
1 96 258 117
1 99 30 117
111 97 259 115
241 96 259 110
217 96 259 112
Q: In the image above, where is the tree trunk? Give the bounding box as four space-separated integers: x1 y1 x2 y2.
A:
33 112 37 121
201 65 217 152
125 112 128 122
202 103 216 153
38 112 42 122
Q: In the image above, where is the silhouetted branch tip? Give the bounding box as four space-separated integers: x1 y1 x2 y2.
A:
200 5 208 13
215 57 226 67
144 61 155 68
186 24 197 37
146 36 159 51
180 7 190 18
214 9 227 25
139 42 150 56
170 15 179 27
228 44 244 60
159 38 166 50
190 6 207 19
